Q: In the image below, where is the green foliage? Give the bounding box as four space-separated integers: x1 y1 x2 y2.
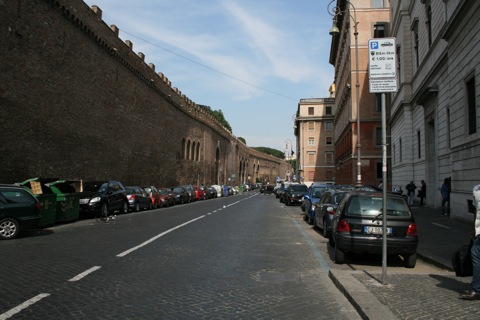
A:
198 105 232 132
238 137 246 144
251 147 284 159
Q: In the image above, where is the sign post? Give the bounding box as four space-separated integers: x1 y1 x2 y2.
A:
368 38 397 285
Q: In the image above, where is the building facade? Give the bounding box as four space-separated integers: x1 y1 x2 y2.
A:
328 0 391 186
295 97 336 186
389 0 480 223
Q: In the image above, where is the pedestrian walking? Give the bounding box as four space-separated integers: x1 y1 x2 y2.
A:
441 178 451 216
419 180 426 206
406 181 416 206
460 185 480 300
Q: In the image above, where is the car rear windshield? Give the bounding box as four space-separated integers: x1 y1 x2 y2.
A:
291 185 308 192
84 182 107 193
346 195 410 217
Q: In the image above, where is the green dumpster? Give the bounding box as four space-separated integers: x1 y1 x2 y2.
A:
46 180 81 223
20 178 58 228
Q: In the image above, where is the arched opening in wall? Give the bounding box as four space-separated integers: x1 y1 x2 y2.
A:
182 138 186 159
190 142 196 161
186 140 191 160
239 158 243 184
196 142 200 161
216 147 220 185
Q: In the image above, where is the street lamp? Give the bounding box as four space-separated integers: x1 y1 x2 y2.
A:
328 0 362 186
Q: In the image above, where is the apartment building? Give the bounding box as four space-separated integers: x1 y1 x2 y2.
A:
294 97 336 185
389 0 480 222
328 0 391 187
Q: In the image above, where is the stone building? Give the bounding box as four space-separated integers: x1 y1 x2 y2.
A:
389 0 480 222
328 0 391 187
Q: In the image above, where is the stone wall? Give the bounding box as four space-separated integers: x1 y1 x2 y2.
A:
0 0 288 186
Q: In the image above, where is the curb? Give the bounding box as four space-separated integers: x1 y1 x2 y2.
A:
328 269 399 320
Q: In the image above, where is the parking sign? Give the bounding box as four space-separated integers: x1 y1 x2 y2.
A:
368 38 396 79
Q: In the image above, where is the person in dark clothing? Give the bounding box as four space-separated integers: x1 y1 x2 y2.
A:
406 181 416 206
441 178 451 216
419 180 426 206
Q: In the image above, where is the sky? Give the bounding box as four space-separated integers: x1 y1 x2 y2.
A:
83 0 336 153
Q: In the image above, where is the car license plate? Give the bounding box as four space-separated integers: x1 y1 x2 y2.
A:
79 199 89 204
364 226 392 235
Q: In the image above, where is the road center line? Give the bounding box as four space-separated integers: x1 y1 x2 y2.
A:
116 215 206 257
0 293 50 320
431 222 451 229
68 266 102 282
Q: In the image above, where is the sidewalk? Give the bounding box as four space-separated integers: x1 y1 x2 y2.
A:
329 205 480 319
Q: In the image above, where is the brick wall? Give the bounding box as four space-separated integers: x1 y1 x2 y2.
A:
0 0 288 186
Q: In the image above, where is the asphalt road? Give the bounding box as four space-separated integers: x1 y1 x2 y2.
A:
0 192 442 319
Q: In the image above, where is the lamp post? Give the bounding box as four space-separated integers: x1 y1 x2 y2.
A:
328 0 362 186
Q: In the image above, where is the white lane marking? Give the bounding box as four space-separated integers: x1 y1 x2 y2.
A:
0 293 50 320
432 222 450 229
68 266 102 282
116 215 206 257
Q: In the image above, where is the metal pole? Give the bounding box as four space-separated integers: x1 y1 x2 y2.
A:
381 93 388 284
353 18 361 186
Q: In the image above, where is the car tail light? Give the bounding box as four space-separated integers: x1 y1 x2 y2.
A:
406 223 417 236
337 220 350 232
128 195 136 200
35 202 41 210
328 208 336 215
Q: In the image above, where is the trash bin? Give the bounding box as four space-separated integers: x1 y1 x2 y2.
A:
20 178 58 228
46 180 81 222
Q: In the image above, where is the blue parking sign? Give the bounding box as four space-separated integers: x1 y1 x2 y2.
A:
370 41 379 50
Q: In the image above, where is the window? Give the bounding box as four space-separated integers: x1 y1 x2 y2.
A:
393 144 396 165
308 152 316 162
375 127 382 146
376 162 382 179
325 106 332 115
427 5 432 47
325 152 333 164
374 23 387 38
307 121 315 131
325 121 333 130
326 136 333 146
308 107 314 115
308 171 314 181
308 137 315 146
372 0 386 8
399 138 403 162
417 130 421 158
412 20 419 68
467 77 477 135
396 46 401 83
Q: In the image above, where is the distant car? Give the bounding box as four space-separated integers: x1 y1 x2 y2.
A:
125 186 152 212
0 184 41 240
278 182 299 202
211 185 222 198
313 189 348 242
330 191 418 268
157 187 175 207
142 186 162 209
302 184 333 223
181 184 195 202
172 187 190 204
282 184 308 206
79 181 128 218
193 185 205 201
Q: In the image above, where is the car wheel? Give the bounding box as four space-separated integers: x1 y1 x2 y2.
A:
303 212 308 222
134 202 140 212
286 199 290 206
328 234 335 247
403 253 417 268
312 215 319 230
322 219 329 238
0 218 20 240
153 202 158 209
148 202 153 210
121 201 128 214
334 242 345 264
101 203 109 218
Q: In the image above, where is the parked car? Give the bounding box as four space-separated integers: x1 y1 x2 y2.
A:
157 187 175 207
203 186 216 199
181 184 195 202
79 181 128 218
125 186 152 212
193 185 205 201
142 186 162 209
281 184 308 206
330 191 418 268
302 183 334 223
313 189 348 242
210 185 222 198
0 184 41 240
278 181 299 202
172 186 190 204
